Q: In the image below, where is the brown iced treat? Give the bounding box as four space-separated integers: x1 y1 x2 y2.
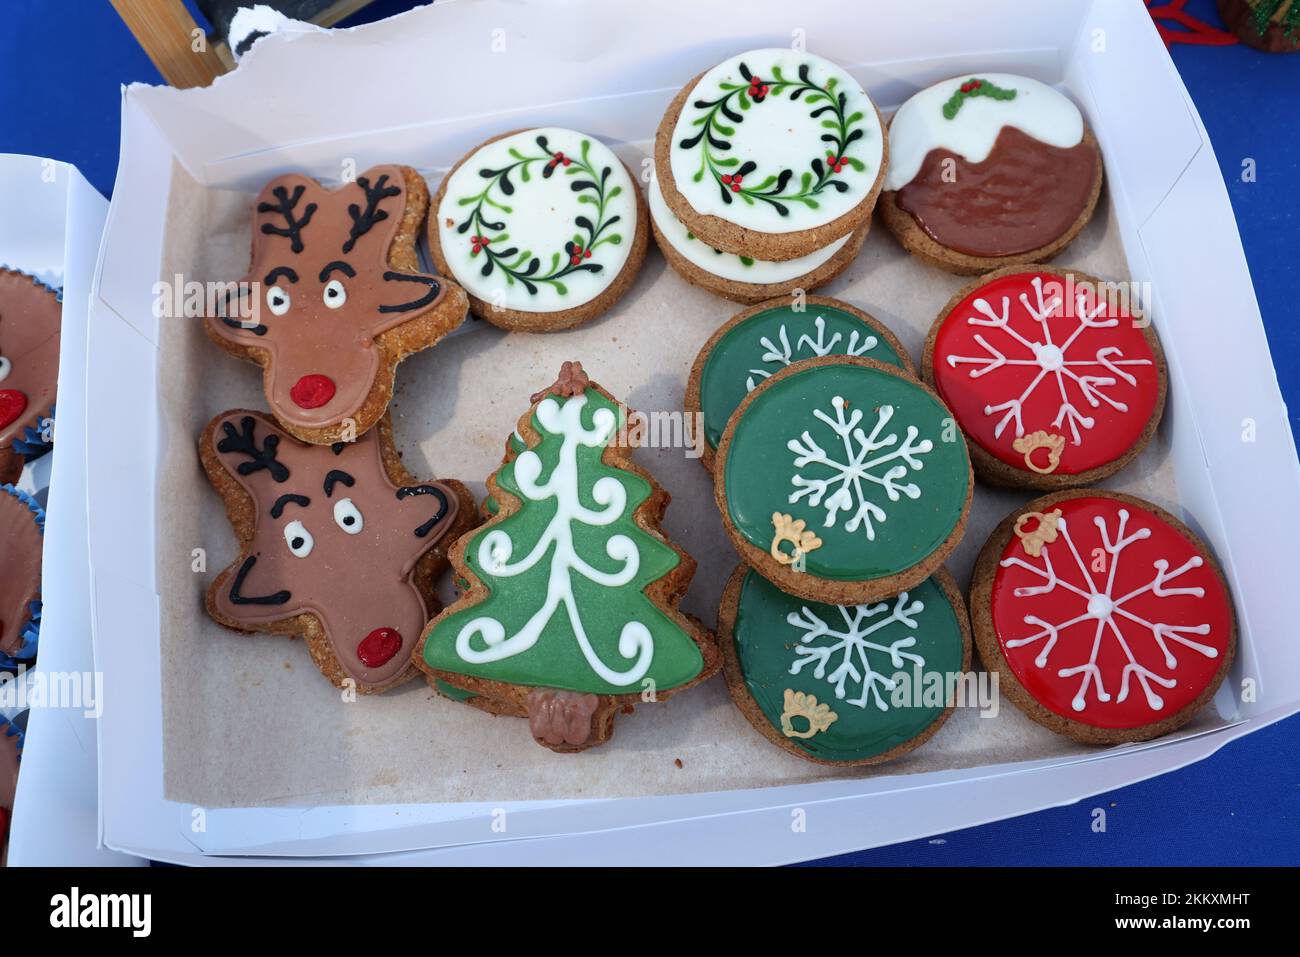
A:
0 722 20 866
0 485 42 659
1217 0 1300 52
205 165 468 445
200 409 477 694
0 268 61 483
525 688 602 749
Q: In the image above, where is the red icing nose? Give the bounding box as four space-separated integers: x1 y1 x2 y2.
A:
290 374 336 410
357 627 403 668
0 390 27 429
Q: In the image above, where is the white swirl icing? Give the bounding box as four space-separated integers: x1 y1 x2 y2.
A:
648 172 848 283
884 74 1084 192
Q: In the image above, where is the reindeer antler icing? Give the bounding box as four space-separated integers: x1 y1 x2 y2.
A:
201 409 474 693
204 165 468 446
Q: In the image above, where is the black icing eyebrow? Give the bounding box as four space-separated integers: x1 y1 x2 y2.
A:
323 469 355 497
319 261 356 282
270 492 311 518
264 266 299 285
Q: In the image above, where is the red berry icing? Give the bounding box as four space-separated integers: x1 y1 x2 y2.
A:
357 627 403 668
991 495 1232 729
289 374 336 410
0 390 27 430
931 272 1160 476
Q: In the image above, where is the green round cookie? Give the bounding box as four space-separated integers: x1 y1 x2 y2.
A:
697 301 911 455
717 356 971 603
725 566 967 763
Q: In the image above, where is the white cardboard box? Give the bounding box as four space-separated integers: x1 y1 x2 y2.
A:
86 0 1300 864
0 154 140 866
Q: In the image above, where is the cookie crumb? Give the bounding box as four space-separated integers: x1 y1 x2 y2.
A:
674 758 684 769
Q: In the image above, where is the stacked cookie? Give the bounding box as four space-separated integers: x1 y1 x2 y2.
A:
651 50 888 303
688 296 974 766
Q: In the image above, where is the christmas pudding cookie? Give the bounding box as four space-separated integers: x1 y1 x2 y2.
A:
879 74 1102 275
923 267 1165 488
206 166 467 446
418 362 719 752
1218 0 1300 51
971 491 1236 744
720 564 969 765
649 171 869 303
716 356 972 605
0 484 44 668
655 49 887 261
686 296 914 471
200 410 475 694
430 129 648 332
0 268 61 485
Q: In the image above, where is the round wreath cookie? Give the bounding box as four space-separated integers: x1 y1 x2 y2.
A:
1217 0 1300 51
715 356 972 605
430 128 648 332
648 171 868 303
0 268 61 485
923 267 1165 489
685 296 915 471
0 484 44 668
879 74 1102 275
720 564 969 765
655 49 887 261
971 491 1236 744
0 716 21 865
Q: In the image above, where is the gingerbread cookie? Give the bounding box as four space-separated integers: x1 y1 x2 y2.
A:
205 166 467 446
0 268 61 484
1217 0 1300 51
200 410 476 694
417 362 719 752
0 484 44 668
715 356 972 605
923 267 1166 488
879 75 1102 275
720 564 970 765
686 296 915 471
655 49 887 261
648 171 868 303
971 491 1236 744
0 716 21 866
429 129 648 332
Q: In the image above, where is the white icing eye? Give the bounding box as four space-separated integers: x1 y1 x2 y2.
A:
284 520 314 557
323 279 347 309
266 285 291 316
333 497 363 534
0 356 9 382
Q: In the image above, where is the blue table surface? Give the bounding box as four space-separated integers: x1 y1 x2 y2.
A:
1 0 1295 866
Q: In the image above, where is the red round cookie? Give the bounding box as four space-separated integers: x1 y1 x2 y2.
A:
987 493 1233 735
928 268 1163 485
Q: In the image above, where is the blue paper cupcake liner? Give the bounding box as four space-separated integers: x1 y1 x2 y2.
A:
1 267 62 463
0 484 44 670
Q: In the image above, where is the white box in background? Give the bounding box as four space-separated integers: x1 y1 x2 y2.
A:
86 0 1300 864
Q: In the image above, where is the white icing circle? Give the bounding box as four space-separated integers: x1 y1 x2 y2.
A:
648 172 849 284
667 49 883 235
884 74 1084 192
436 127 637 313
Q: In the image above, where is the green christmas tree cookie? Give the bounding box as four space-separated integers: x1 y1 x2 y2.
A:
418 362 718 752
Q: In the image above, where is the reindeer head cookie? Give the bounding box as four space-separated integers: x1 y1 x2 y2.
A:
200 409 476 693
206 166 468 445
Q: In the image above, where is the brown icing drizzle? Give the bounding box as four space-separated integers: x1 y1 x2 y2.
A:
0 269 60 453
0 490 41 656
895 126 1099 257
526 688 600 748
206 411 460 688
205 166 448 433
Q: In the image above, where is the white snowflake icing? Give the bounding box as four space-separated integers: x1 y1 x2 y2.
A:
788 594 926 710
945 276 1152 445
1000 508 1218 714
745 314 879 391
787 397 933 541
